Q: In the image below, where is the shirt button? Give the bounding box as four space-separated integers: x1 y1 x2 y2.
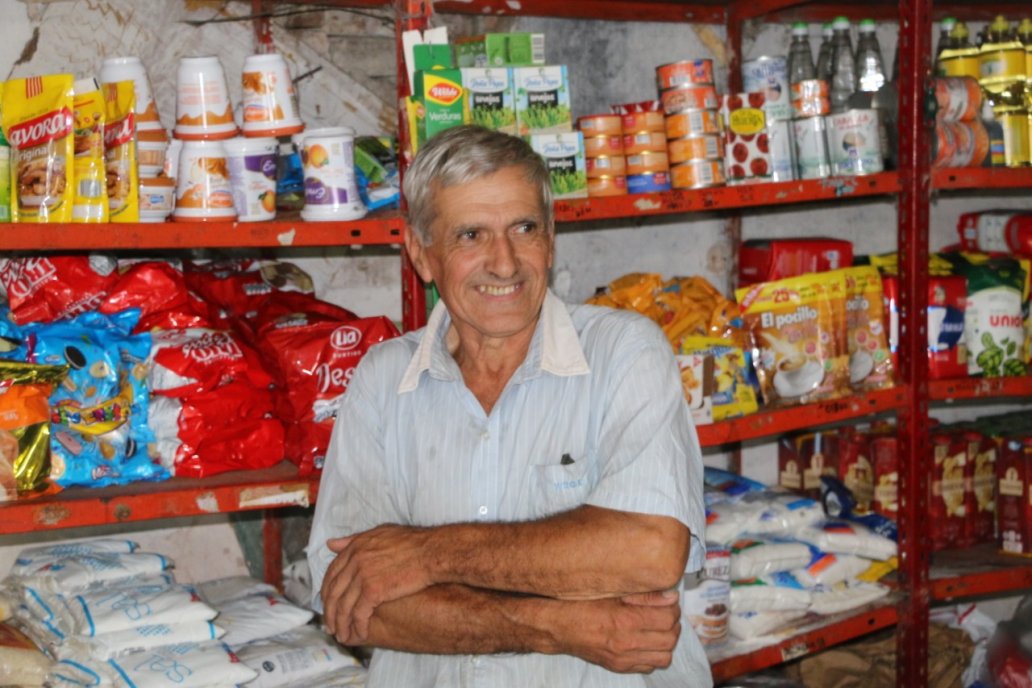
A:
481 431 489 440
478 506 488 516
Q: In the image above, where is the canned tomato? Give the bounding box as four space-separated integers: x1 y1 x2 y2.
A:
585 155 626 178
665 109 722 138
660 85 719 115
668 135 723 163
792 116 831 179
587 175 628 197
790 79 830 118
623 130 668 155
583 134 624 157
627 171 672 194
577 114 623 137
670 160 725 189
621 110 665 133
994 106 1031 167
656 59 715 90
827 108 884 176
626 150 669 175
932 77 983 122
742 56 791 122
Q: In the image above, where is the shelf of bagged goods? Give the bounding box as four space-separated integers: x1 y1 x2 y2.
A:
933 167 1032 192
1 211 406 252
0 461 319 535
929 376 1032 402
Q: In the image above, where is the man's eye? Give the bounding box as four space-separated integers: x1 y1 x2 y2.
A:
459 230 479 241
514 223 535 234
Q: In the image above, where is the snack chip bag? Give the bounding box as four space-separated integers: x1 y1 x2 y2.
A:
0 361 68 497
72 77 108 223
0 255 118 325
840 266 893 391
2 74 76 223
103 81 139 222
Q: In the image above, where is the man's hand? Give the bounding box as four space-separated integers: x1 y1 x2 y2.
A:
555 589 682 674
320 524 435 645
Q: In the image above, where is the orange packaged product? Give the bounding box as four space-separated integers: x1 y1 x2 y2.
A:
577 114 623 137
840 266 893 391
621 110 665 133
668 135 724 163
585 155 626 178
625 150 669 175
665 109 722 138
670 160 725 189
103 81 140 222
586 175 627 197
623 130 667 155
2 74 76 223
583 134 624 157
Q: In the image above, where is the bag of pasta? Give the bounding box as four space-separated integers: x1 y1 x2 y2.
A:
103 81 139 222
2 74 76 222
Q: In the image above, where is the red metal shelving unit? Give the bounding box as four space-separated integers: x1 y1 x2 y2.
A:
934 167 1032 191
930 376 1032 402
932 544 1032 602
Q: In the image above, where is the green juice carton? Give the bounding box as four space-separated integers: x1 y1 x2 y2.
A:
529 132 587 199
414 69 467 148
461 68 516 135
455 33 545 68
514 65 572 136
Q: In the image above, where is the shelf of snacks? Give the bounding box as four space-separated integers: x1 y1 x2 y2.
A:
931 543 1032 602
0 212 406 252
707 600 899 682
553 173 900 225
933 167 1032 191
0 461 319 535
696 386 907 447
929 376 1032 402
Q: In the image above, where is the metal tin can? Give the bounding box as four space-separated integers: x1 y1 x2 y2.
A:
668 134 723 164
827 108 884 176
660 84 719 115
742 56 791 122
626 150 670 175
583 134 625 157
611 100 663 115
933 120 990 168
585 154 626 178
766 119 797 182
932 77 983 122
792 116 831 179
665 109 722 138
623 130 668 155
577 114 623 137
587 174 628 197
627 171 672 194
670 160 725 189
656 59 715 90
939 47 981 81
994 106 1031 167
621 110 665 133
790 79 830 118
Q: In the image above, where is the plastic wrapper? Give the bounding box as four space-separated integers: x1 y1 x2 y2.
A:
730 573 813 613
0 621 51 686
0 360 68 496
214 592 313 649
0 255 117 325
72 77 109 223
100 261 211 332
103 80 139 222
795 520 897 561
730 538 813 580
184 259 315 326
237 625 366 688
842 266 893 391
6 551 172 594
678 336 758 421
148 328 272 397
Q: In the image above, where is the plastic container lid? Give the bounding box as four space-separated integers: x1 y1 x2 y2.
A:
301 126 357 142
222 136 277 156
833 16 850 30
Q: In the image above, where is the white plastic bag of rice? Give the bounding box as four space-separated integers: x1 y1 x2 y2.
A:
216 592 313 649
809 581 890 616
59 620 224 660
729 609 809 641
730 573 813 613
796 520 897 561
196 575 277 608
729 538 813 580
237 625 366 688
792 551 871 587
56 582 215 637
7 551 173 594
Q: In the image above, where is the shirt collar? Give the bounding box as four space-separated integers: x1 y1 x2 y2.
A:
398 289 590 394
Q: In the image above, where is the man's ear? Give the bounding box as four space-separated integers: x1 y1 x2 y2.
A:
403 225 434 283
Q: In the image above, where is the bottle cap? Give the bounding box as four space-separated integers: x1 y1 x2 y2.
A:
822 22 833 36
792 22 808 36
858 19 876 32
832 16 850 30
989 15 1010 35
940 17 957 30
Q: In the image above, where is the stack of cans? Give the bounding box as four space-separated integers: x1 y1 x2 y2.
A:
740 57 798 183
616 103 671 193
656 59 725 189
578 114 628 197
790 78 833 179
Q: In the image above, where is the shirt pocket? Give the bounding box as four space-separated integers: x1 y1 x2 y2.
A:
530 462 592 517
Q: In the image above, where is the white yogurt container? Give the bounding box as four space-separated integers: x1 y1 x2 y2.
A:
223 136 277 221
299 126 365 221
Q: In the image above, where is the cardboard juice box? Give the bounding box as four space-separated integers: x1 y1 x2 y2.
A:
461 68 516 135
529 132 587 199
514 65 572 136
414 69 467 148
455 33 545 68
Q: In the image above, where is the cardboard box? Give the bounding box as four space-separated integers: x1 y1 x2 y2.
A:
455 33 545 68
738 238 854 286
514 65 572 136
413 69 467 149
930 430 967 551
412 43 454 71
998 436 1032 556
461 68 516 135
529 132 587 200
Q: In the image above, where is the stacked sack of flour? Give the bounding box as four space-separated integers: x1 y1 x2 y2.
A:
0 538 367 687
700 468 895 647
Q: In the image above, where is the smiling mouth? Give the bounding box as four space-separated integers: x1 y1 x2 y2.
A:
478 284 520 296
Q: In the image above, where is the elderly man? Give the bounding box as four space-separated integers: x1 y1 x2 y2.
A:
308 125 710 686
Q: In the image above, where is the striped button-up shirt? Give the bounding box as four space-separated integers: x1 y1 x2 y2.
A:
308 290 711 688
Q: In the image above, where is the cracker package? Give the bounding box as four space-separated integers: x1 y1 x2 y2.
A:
678 336 758 421
736 272 849 406
2 74 76 223
840 266 893 391
0 361 68 498
103 81 139 222
72 77 108 223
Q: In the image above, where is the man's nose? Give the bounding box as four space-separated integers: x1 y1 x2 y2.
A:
487 234 518 277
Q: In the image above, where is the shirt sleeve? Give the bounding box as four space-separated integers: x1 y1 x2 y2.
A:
306 353 403 612
584 318 707 572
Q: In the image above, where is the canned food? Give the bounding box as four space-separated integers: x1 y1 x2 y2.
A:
766 119 797 182
979 40 1026 81
792 116 832 180
790 79 830 118
932 77 983 122
670 160 725 189
626 150 670 175
610 100 663 115
621 110 665 133
656 59 715 90
933 120 991 168
583 134 625 157
587 174 628 197
585 155 626 178
577 114 623 137
668 134 723 163
627 171 672 194
665 109 722 138
939 47 981 81
994 106 1031 167
827 108 884 176
660 85 719 115
623 130 668 155
742 56 791 121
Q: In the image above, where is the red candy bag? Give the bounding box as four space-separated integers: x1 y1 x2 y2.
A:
0 256 117 324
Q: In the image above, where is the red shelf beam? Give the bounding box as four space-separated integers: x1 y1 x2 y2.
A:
697 386 906 447
554 173 899 225
929 376 1032 402
932 544 1032 601
0 462 319 535
933 167 1032 191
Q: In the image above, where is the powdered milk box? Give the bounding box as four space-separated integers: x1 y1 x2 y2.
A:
529 132 587 199
461 68 516 135
514 66 572 136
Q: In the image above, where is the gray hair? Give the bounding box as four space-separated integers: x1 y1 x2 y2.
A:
403 125 553 245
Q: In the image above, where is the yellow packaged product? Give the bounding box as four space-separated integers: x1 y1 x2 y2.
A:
72 77 108 223
678 336 758 421
586 272 666 322
736 272 849 406
2 74 76 223
103 81 138 222
840 266 893 391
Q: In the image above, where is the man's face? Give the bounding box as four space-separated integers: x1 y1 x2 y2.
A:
406 165 554 345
